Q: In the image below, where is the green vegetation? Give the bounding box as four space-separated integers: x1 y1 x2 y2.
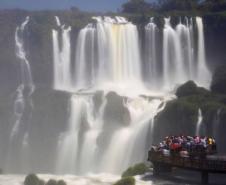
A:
154 73 226 144
121 0 153 14
57 180 67 185
113 177 135 185
121 0 226 16
24 174 43 185
46 179 58 185
122 163 149 178
176 81 210 98
24 174 67 185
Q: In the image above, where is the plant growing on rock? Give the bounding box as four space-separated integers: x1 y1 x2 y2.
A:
113 177 135 185
122 163 149 178
24 174 44 185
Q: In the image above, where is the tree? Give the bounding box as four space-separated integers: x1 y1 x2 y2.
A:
199 0 226 12
158 0 200 11
121 0 153 14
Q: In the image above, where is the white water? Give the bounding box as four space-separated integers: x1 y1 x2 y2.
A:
195 108 203 136
55 90 174 174
196 17 211 88
74 24 96 88
5 16 34 172
15 16 34 92
52 16 210 93
162 17 195 89
56 95 101 174
53 16 72 90
74 16 143 92
213 109 221 142
0 174 153 185
144 18 158 88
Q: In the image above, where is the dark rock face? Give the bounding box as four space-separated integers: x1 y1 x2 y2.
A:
176 81 199 98
104 92 131 127
204 14 226 68
176 80 210 98
28 88 70 172
92 91 104 117
153 99 198 143
97 92 131 150
211 65 226 94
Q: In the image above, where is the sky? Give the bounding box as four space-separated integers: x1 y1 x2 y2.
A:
0 0 154 12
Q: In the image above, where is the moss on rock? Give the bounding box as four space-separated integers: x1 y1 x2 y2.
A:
122 163 149 178
113 177 135 185
46 179 58 185
24 174 43 185
176 80 210 98
57 180 67 185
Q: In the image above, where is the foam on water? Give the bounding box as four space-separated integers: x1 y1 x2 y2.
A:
0 174 152 185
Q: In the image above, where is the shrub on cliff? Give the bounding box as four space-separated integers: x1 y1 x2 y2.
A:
46 179 58 185
121 0 153 14
24 174 42 185
176 81 198 97
57 180 67 185
211 65 226 94
122 163 149 178
176 81 209 98
39 179 45 185
113 177 135 185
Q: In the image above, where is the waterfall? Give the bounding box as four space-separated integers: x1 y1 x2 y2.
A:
53 16 211 93
74 24 96 89
162 17 195 89
55 92 173 174
144 18 158 87
213 109 221 143
195 108 203 136
55 16 61 27
56 96 91 174
15 17 34 92
73 16 143 93
52 16 72 90
51 16 212 175
6 16 34 172
196 17 211 88
1 15 213 175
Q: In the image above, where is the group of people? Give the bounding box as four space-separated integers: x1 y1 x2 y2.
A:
154 135 217 157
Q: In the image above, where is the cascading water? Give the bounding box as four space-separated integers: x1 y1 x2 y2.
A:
73 16 143 93
196 17 211 88
162 17 195 89
56 92 172 174
1 15 213 178
213 109 221 143
53 16 210 93
56 95 105 174
143 17 210 90
5 16 35 172
195 108 203 136
74 24 96 89
52 16 72 90
144 18 158 88
52 16 212 175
